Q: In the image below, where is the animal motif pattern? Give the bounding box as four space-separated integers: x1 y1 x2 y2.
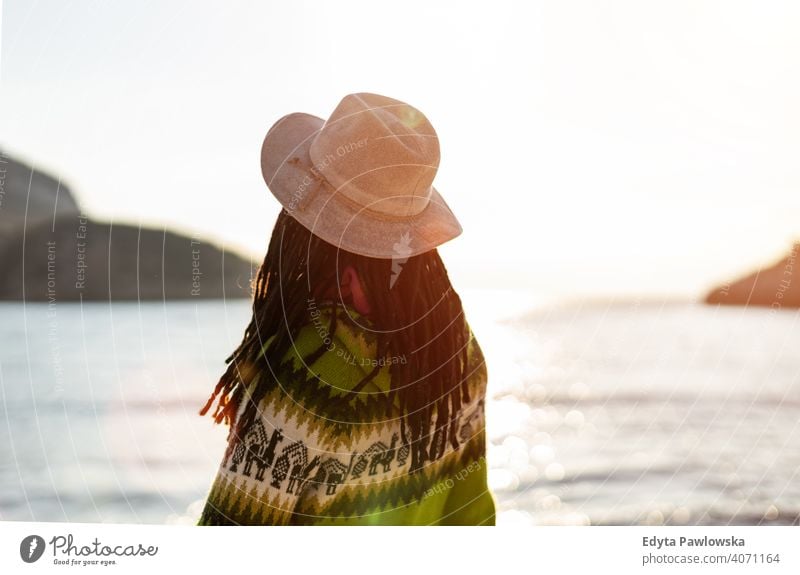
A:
271 440 307 491
228 421 285 482
222 399 484 499
310 457 351 495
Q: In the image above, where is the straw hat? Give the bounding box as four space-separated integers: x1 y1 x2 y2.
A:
260 93 462 259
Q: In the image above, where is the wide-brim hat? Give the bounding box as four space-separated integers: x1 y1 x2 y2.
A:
260 92 462 259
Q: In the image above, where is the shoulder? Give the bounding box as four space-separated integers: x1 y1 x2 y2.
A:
464 328 488 395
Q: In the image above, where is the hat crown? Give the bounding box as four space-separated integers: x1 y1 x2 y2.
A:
309 93 439 217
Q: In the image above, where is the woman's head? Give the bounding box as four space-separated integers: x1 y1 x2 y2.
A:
201 209 472 470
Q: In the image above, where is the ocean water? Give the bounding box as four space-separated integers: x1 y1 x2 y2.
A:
0 294 798 525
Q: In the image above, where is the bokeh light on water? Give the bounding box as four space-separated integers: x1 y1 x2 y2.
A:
1 294 798 525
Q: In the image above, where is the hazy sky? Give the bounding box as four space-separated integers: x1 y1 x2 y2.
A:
2 0 799 299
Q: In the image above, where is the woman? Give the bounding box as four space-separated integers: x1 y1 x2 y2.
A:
197 93 495 525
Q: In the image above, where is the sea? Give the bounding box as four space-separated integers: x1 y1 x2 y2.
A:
1 291 798 525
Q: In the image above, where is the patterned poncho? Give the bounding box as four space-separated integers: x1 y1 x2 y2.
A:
197 304 495 525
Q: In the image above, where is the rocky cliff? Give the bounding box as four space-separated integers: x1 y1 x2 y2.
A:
705 244 800 309
0 152 255 301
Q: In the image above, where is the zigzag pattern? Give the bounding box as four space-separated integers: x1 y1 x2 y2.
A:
199 431 487 525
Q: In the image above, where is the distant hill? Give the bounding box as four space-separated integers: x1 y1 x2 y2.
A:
705 244 800 309
0 151 255 301
0 151 81 242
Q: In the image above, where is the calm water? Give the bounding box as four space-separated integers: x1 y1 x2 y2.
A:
1 295 798 525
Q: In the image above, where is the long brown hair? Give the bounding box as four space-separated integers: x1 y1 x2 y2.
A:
200 209 471 472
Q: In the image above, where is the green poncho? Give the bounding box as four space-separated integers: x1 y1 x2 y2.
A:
198 304 495 525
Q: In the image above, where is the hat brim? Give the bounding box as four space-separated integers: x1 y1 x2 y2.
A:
260 112 462 259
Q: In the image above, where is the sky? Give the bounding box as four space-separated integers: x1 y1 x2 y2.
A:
2 0 799 299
